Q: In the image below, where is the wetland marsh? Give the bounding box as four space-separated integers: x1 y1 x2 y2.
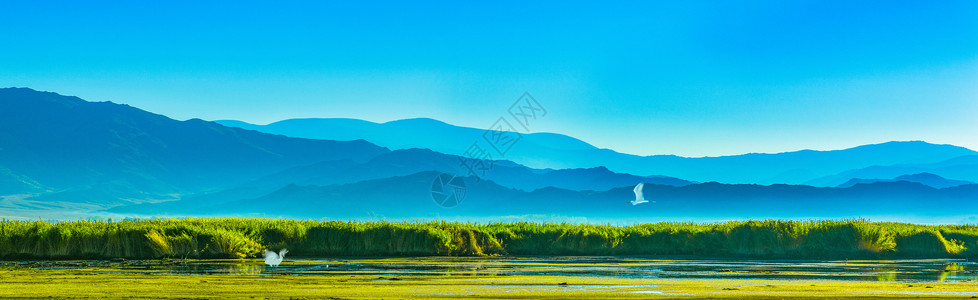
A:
3 218 978 298
2 257 978 299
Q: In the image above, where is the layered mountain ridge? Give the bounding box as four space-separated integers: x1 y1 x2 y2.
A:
2 87 976 223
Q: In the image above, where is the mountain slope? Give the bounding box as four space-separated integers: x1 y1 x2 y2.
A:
218 119 978 185
810 155 978 187
0 88 389 204
113 171 978 222
107 148 695 215
838 173 974 189
217 117 597 155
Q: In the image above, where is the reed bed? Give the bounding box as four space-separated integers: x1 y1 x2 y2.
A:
0 218 975 259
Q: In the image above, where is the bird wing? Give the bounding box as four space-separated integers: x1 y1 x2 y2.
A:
263 249 279 260
633 183 644 199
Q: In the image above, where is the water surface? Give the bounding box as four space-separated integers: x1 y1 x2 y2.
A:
4 257 977 282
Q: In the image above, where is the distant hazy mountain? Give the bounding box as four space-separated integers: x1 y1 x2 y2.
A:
217 118 597 154
0 88 389 205
810 155 978 187
251 148 695 191
108 148 695 215
6 87 978 222
838 173 974 189
114 171 978 221
218 118 978 185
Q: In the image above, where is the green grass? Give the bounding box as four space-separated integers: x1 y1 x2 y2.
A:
1 218 977 259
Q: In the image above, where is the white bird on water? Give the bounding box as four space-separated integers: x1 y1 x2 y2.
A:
630 183 649 205
263 249 288 267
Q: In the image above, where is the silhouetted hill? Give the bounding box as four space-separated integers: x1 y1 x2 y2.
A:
810 156 978 186
219 119 978 185
217 117 597 155
0 88 389 205
108 148 695 215
125 172 978 220
838 173 974 189
6 87 977 223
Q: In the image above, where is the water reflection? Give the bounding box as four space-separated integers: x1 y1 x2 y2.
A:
4 257 977 282
936 263 966 282
875 269 897 282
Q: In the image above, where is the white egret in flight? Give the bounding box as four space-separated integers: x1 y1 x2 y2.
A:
631 183 649 205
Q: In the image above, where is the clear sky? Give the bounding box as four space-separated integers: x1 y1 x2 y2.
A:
2 1 976 157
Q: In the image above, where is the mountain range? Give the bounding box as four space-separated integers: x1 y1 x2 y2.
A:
113 171 978 222
838 173 974 189
217 119 978 185
2 87 977 222
0 88 386 205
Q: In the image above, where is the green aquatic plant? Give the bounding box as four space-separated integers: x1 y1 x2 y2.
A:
1 218 977 259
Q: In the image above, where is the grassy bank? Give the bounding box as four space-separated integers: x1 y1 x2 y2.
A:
0 218 976 259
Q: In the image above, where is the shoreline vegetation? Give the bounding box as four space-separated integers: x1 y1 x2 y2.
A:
0 218 976 260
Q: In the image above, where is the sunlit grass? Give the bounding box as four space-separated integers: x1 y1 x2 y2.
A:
1 218 976 259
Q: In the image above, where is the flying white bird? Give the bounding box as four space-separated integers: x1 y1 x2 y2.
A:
630 183 649 205
263 249 288 267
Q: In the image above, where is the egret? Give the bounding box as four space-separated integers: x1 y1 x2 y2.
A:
263 249 288 267
630 183 649 205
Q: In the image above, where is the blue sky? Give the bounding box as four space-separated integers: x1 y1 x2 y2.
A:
2 1 976 157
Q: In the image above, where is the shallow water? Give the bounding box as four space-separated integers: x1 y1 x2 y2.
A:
3 257 977 282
